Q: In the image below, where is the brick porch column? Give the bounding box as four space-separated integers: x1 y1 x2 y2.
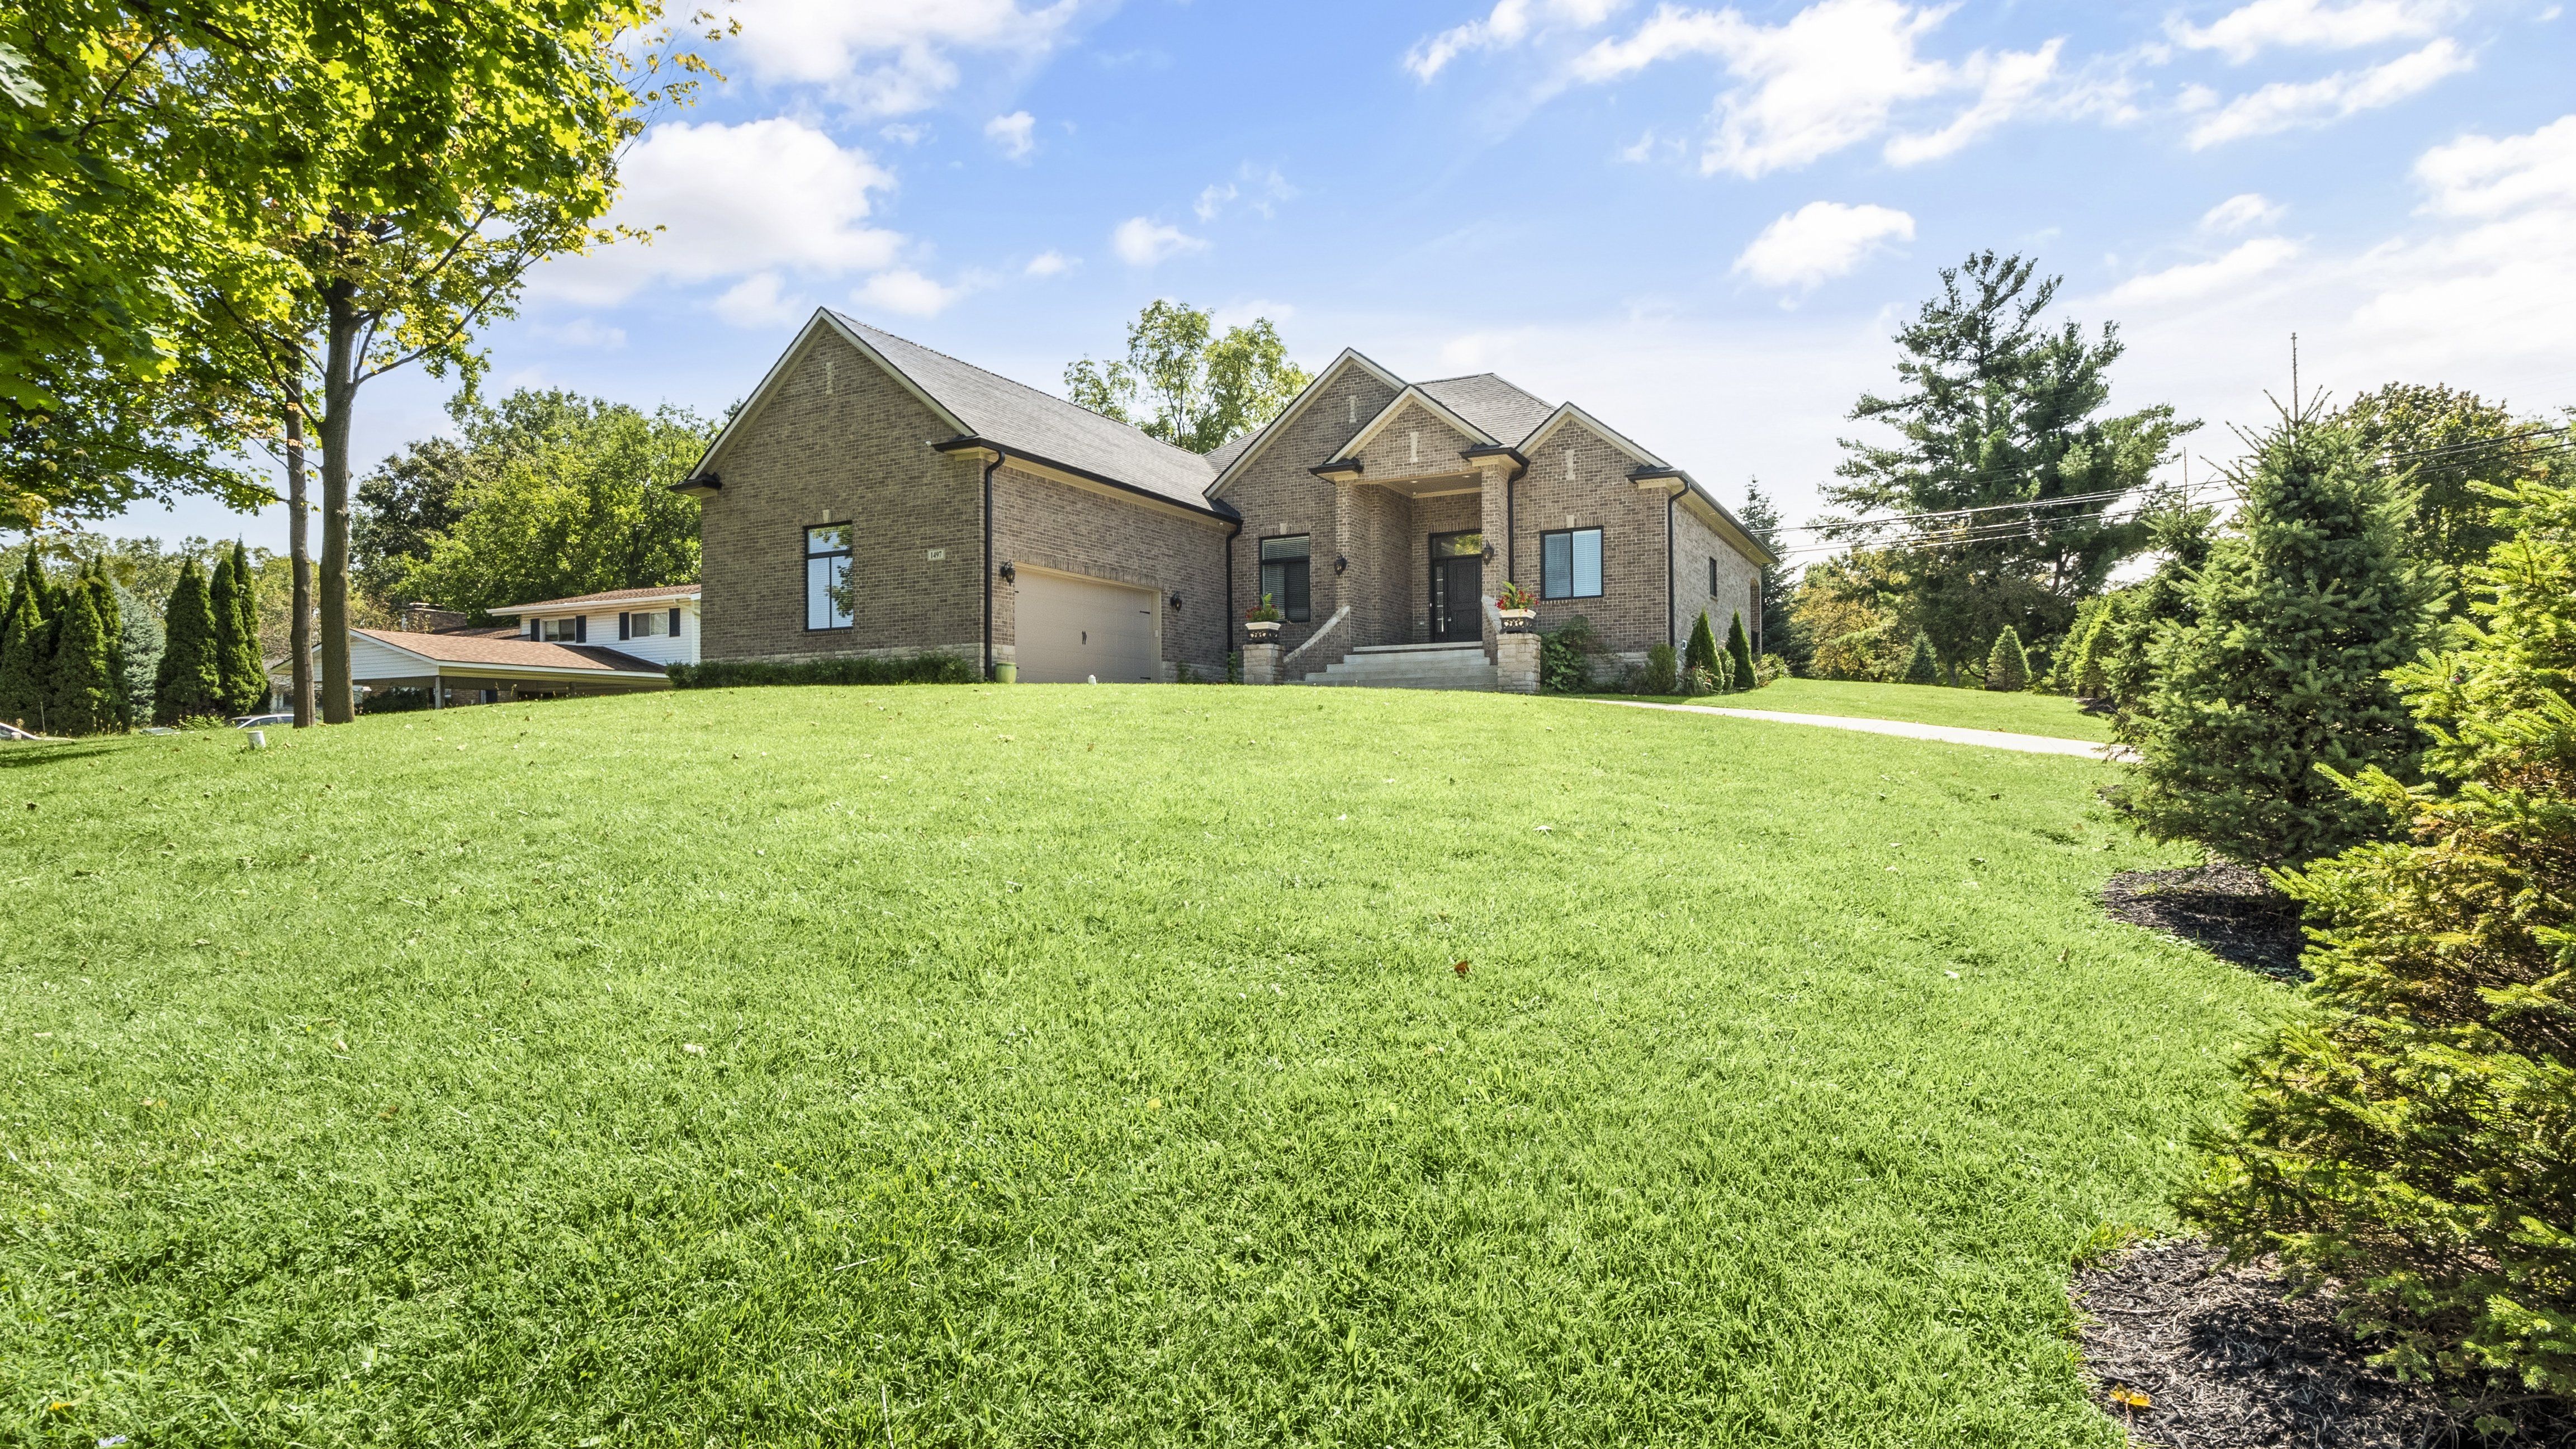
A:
1471 456 1518 660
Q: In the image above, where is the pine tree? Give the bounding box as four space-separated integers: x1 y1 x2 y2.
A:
1726 611 1756 691
2072 603 2116 698
2115 403 2435 868
1985 627 2031 691
154 560 224 726
112 581 161 728
0 571 44 730
44 585 117 736
210 542 266 715
1902 630 1940 685
1684 609 1720 680
2180 475 2576 1396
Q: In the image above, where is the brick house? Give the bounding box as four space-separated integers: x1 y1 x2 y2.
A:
676 311 1775 689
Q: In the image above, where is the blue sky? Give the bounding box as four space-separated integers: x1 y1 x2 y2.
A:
113 0 2576 556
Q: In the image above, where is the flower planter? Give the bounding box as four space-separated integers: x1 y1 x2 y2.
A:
1243 620 1282 643
992 661 1019 684
1495 608 1537 634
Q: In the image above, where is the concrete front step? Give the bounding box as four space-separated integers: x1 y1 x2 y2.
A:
1305 641 1497 690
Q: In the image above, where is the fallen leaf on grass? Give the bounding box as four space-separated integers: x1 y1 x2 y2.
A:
1452 960 1471 977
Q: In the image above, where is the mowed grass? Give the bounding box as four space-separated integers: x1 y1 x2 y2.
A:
1 685 2279 1447
1660 678 2118 743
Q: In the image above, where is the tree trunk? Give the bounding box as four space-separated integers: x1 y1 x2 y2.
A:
318 282 358 724
286 386 314 729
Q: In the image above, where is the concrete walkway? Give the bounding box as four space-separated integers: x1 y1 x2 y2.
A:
1585 698 2135 760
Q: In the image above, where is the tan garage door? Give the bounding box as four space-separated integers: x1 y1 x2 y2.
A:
1014 570 1159 684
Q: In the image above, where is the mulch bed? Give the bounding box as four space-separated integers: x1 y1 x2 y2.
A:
2101 863 2311 980
2073 1239 2576 1448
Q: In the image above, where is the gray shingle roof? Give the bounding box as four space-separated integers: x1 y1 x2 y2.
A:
1414 374 1556 448
1202 427 1259 475
834 315 1220 512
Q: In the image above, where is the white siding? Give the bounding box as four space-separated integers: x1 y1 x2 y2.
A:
519 603 702 666
349 633 439 681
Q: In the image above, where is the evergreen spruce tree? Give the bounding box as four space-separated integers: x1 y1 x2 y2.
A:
2180 475 2576 1396
1725 611 1756 691
210 543 266 715
2072 602 2116 698
153 561 224 726
2115 402 2435 867
44 585 116 736
1902 630 1940 685
1684 609 1720 681
0 571 44 730
1984 627 2031 691
112 581 161 728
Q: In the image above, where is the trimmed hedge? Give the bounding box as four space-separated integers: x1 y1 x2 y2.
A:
667 654 977 689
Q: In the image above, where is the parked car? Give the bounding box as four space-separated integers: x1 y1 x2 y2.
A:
230 713 295 729
0 721 40 741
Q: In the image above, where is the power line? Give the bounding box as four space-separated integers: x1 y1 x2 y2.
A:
1772 483 2146 534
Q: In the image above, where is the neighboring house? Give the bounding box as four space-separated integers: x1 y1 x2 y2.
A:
676 311 1774 689
269 585 698 710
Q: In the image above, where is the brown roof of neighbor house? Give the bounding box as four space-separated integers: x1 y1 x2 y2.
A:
833 315 1224 512
492 584 702 614
351 628 664 674
1413 374 1557 448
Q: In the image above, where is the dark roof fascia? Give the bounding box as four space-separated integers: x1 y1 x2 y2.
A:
670 473 719 496
1309 461 1363 479
1460 446 1527 466
1628 465 1781 566
932 434 1234 522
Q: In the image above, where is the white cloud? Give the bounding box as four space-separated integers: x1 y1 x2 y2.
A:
713 272 808 329
2413 113 2576 217
1111 217 1208 266
727 0 1081 115
851 269 966 318
533 318 627 349
1569 0 2063 177
539 119 901 310
2201 192 2286 232
1732 201 1915 290
2186 37 2468 147
2104 236 2303 305
984 111 1036 160
879 122 931 146
1024 249 1072 277
1406 0 1626 80
2168 0 2457 63
1192 164 1297 222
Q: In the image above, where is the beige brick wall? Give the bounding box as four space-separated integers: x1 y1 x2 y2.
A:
1501 423 1677 658
1351 397 1480 479
698 330 983 664
1673 503 1765 662
1214 363 1399 667
991 466 1232 678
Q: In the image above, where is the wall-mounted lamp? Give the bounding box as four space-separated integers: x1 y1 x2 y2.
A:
1334 555 1349 575
1168 593 1184 610
1481 543 1498 562
997 561 1015 583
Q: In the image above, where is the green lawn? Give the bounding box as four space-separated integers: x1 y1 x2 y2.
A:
2 686 2278 1446
1628 678 2116 743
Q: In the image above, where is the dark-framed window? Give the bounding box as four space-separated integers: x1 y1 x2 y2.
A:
806 524 853 630
537 616 583 642
1258 534 1311 622
1540 527 1603 599
621 610 667 639
1708 557 1718 596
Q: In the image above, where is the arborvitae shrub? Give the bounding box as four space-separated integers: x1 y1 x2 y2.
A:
1725 612 1756 692
210 543 266 715
2116 404 2434 868
2073 604 2116 698
44 586 117 736
1984 627 2031 691
1683 609 1719 680
0 568 44 728
1901 631 1940 685
2180 475 2576 1397
153 561 224 725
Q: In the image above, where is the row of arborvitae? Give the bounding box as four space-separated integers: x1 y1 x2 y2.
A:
2176 470 2575 1402
1675 608 1763 693
0 544 266 735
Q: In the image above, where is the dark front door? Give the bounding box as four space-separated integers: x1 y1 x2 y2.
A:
1429 531 1484 642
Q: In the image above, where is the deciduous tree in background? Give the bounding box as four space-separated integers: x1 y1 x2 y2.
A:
1066 301 1310 454
2333 382 2558 604
2116 402 2435 868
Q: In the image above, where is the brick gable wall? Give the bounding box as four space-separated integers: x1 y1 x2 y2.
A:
1214 364 1400 667
991 466 1230 679
1503 423 1675 660
698 329 982 664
